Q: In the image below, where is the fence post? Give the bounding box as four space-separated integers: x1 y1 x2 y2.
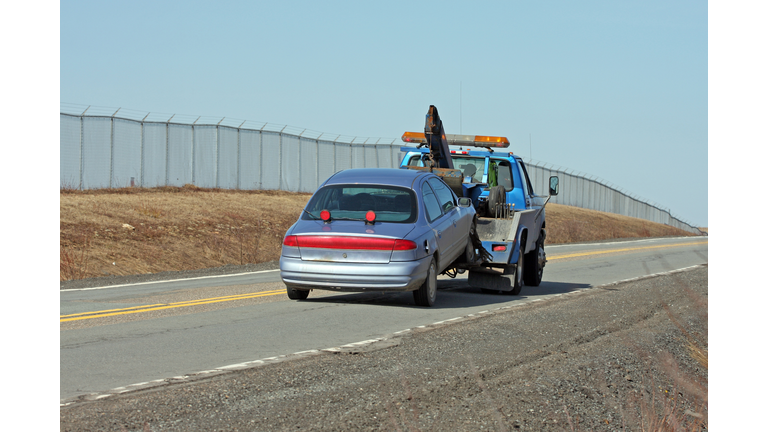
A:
79 106 89 190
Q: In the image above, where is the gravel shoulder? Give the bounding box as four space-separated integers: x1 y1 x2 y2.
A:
60 266 708 431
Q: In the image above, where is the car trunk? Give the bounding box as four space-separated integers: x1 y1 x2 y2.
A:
292 220 415 264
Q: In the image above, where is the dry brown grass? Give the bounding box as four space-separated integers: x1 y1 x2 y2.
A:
60 188 698 281
60 185 310 280
545 203 695 244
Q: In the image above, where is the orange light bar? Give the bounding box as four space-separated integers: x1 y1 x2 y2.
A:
401 132 427 144
401 132 510 149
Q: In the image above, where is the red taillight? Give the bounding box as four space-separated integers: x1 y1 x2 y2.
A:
492 245 507 252
288 236 416 251
393 239 417 250
283 235 299 247
320 209 331 221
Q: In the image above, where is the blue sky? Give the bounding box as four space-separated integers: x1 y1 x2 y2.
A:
60 1 708 226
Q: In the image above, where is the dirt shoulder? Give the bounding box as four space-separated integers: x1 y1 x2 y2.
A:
60 266 708 431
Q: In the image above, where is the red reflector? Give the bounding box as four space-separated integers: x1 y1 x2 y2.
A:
492 245 507 252
283 235 298 247
320 209 331 221
365 210 376 222
292 236 411 251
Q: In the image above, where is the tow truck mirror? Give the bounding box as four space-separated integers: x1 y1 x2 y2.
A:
549 176 559 196
458 197 472 208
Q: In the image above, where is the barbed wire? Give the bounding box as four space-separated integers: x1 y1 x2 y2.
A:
60 103 399 145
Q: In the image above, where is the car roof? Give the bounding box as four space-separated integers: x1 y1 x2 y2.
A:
324 168 429 189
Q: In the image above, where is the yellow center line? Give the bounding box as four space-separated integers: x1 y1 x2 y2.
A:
548 240 708 261
61 289 285 323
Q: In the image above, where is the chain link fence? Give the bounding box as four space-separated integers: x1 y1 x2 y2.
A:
60 103 702 234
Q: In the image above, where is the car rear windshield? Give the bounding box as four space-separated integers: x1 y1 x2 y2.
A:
302 185 417 223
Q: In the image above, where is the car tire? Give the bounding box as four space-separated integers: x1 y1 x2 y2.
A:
413 258 437 307
523 235 545 286
464 237 475 264
286 286 310 300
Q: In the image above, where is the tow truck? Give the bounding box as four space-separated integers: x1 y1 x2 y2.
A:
400 106 559 294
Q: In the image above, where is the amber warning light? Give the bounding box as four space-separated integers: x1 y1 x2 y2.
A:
401 132 509 149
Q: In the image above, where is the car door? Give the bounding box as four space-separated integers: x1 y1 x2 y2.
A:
426 177 463 266
421 179 457 271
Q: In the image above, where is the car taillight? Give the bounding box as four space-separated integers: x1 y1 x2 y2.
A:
393 239 417 250
287 236 416 251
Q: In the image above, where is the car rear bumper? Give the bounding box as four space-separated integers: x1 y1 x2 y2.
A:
279 256 431 292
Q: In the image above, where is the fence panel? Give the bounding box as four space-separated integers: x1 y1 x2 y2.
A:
113 119 142 188
317 140 336 185
142 123 167 188
60 115 80 188
218 126 239 189
82 117 112 189
239 129 261 190
167 124 193 186
280 135 300 192
299 137 319 193
193 126 217 188
260 132 281 190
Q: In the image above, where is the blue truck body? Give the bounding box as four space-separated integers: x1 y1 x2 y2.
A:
399 125 559 294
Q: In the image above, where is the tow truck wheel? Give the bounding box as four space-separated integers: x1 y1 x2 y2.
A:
509 247 524 295
523 236 545 286
414 258 437 307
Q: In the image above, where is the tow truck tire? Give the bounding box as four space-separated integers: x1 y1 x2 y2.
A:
414 258 437 307
509 247 524 295
488 186 505 218
286 286 310 300
523 236 545 286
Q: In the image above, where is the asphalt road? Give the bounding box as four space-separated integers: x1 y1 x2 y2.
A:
60 236 707 404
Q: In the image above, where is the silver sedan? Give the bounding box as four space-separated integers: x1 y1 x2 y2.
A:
279 168 476 306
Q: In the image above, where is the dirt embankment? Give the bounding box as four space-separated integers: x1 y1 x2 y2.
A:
60 187 697 281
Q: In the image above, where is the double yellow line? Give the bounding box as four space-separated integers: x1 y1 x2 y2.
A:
61 289 285 323
548 240 708 261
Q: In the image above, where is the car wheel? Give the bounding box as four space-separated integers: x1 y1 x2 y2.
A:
286 286 310 300
464 237 475 264
413 258 437 307
523 236 545 286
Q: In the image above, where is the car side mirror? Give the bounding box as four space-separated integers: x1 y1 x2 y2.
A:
549 176 559 196
458 197 472 208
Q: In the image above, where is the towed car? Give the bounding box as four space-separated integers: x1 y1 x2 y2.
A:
279 168 476 306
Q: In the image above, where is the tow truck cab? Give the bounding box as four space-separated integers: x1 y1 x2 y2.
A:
399 145 547 217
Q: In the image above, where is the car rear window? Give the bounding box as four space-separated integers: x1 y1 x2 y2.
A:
302 185 417 223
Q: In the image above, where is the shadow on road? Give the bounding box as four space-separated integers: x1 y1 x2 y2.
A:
297 279 592 310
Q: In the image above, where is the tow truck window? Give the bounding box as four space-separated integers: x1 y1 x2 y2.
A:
495 160 513 191
451 156 485 183
517 160 535 196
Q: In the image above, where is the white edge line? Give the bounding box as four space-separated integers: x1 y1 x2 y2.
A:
62 269 281 292
64 264 707 406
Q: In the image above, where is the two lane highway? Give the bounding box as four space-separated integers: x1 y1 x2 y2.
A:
60 236 707 402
